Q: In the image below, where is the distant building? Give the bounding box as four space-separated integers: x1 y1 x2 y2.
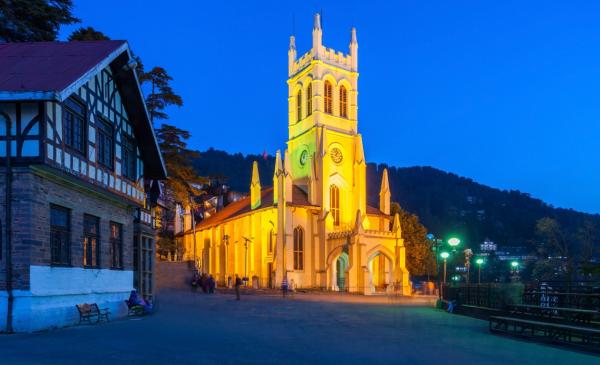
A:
479 239 497 256
0 41 166 332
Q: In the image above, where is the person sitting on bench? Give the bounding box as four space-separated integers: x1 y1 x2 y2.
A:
127 290 153 314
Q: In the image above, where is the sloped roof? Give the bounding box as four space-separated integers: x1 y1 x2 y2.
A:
183 185 386 233
0 41 127 94
0 41 166 179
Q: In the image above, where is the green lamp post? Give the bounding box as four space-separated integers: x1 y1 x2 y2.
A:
475 258 484 284
440 251 450 284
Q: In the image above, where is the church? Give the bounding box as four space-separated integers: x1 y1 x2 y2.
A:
181 14 410 295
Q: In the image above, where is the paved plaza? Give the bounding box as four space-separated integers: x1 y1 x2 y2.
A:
0 290 597 364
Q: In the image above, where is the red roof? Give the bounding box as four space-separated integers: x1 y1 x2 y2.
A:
0 41 127 92
183 185 386 233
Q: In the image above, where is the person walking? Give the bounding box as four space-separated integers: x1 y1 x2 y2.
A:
281 276 289 298
235 274 242 300
208 275 216 294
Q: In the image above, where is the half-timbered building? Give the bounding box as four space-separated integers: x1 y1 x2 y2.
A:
0 41 166 332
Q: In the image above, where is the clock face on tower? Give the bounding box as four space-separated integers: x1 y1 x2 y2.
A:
299 150 308 166
330 147 343 164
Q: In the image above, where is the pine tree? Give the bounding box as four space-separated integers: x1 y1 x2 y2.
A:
0 0 79 42
68 26 109 41
137 66 183 123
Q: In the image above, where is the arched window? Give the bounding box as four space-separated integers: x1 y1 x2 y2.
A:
293 227 304 270
268 229 274 254
339 86 348 118
330 185 340 226
324 80 333 114
296 89 302 122
306 83 312 116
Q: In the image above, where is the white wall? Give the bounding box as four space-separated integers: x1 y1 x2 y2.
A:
1 265 134 332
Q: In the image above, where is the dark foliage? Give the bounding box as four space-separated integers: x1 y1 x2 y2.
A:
0 0 79 42
192 149 600 256
68 26 109 41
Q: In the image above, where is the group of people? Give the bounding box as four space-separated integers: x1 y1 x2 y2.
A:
192 271 216 294
126 290 152 313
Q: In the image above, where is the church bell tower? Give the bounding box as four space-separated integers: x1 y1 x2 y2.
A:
285 14 366 229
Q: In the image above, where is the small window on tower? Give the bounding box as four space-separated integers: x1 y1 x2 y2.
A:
297 89 302 122
306 83 312 116
324 81 333 114
339 86 348 118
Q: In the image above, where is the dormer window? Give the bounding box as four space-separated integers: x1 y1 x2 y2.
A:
324 81 333 114
97 118 114 169
64 98 86 154
339 86 348 118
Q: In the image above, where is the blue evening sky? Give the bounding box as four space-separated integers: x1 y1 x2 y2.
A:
59 1 600 214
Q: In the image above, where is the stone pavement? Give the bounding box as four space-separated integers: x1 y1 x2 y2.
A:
0 290 597 364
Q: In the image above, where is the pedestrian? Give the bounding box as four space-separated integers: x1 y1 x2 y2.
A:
235 274 242 300
191 271 199 292
208 275 216 294
290 278 296 297
281 276 289 298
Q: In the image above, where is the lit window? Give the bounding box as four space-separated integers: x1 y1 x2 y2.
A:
339 86 348 118
330 185 340 226
297 89 302 122
110 222 123 269
293 227 304 270
83 214 100 268
324 81 333 114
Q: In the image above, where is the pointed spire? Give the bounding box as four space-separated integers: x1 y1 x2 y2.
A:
392 212 401 235
314 13 322 30
354 210 364 234
312 13 323 58
349 27 358 71
288 35 297 76
283 149 293 202
273 150 282 205
250 161 261 209
289 35 296 50
379 168 391 215
354 134 365 164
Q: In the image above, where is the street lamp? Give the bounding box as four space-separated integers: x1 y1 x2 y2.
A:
510 261 520 282
475 258 484 285
440 251 450 284
448 237 461 250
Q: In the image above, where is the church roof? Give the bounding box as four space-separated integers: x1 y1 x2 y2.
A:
182 185 386 233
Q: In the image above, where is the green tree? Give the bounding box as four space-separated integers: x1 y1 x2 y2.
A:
0 0 79 42
391 202 435 276
138 66 183 123
68 26 109 41
536 217 574 280
157 124 206 204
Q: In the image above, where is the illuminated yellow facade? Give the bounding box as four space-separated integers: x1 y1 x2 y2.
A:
182 14 410 294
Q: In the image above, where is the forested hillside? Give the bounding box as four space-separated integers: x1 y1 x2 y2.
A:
193 148 600 252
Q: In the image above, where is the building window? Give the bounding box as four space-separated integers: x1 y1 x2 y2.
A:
324 81 333 114
97 118 114 169
122 136 137 180
330 185 340 226
50 205 71 265
306 83 312 116
296 89 302 122
64 98 85 154
83 214 100 268
339 86 348 118
268 229 274 254
110 222 123 268
293 226 304 270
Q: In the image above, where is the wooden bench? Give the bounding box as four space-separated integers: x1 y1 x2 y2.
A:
76 303 110 324
490 315 600 351
509 304 600 325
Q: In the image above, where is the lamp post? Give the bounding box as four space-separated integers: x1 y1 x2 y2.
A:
427 233 443 298
476 258 484 284
448 237 461 252
440 252 450 284
240 236 253 285
510 261 520 282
